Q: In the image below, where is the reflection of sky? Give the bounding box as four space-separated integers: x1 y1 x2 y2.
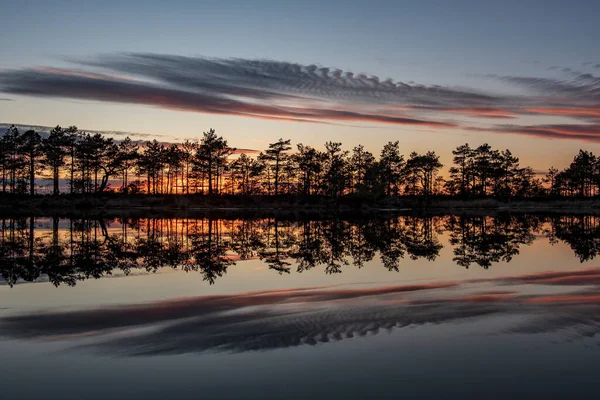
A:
3 322 598 399
0 224 590 309
4 268 600 353
2 227 600 397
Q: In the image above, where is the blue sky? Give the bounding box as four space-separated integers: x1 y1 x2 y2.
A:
1 0 600 170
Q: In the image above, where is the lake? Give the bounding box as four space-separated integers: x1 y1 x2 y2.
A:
1 214 600 399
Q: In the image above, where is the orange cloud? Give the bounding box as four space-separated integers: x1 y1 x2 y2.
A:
439 107 518 119
493 124 600 142
524 107 600 118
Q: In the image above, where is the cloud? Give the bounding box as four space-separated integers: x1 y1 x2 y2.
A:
524 107 600 120
414 106 518 119
2 53 600 141
73 53 501 107
494 124 600 142
0 123 172 141
0 59 460 128
0 123 263 154
492 73 600 101
466 122 600 143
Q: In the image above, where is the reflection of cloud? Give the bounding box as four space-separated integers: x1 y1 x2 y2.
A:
5 268 600 356
475 267 600 286
524 293 600 304
0 282 458 339
85 302 503 356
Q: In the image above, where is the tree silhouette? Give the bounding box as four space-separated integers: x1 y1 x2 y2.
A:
195 129 233 195
323 142 348 198
19 130 43 196
404 151 443 196
262 138 292 195
294 144 323 196
43 126 70 195
0 123 597 199
446 144 473 196
2 125 25 194
378 141 404 196
117 137 139 193
350 144 376 195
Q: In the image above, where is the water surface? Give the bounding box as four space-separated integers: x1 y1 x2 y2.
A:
1 214 599 399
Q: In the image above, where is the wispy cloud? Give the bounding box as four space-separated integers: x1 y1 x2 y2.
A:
0 57 461 128
2 53 600 141
0 123 172 141
485 124 600 142
0 123 261 154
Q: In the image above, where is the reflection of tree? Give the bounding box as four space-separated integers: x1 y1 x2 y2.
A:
230 219 264 260
71 219 113 280
0 215 445 285
321 219 350 274
0 218 41 286
375 218 405 272
290 220 326 272
258 218 292 274
5 213 597 286
186 218 234 284
445 214 539 269
402 216 443 261
546 215 600 262
105 237 139 275
346 222 376 268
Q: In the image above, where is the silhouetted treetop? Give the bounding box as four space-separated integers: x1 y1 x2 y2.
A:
0 126 586 198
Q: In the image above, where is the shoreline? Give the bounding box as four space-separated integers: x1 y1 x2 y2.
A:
2 194 600 217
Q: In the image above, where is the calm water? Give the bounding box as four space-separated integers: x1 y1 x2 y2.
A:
1 214 600 399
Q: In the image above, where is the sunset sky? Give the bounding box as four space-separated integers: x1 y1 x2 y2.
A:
1 0 600 171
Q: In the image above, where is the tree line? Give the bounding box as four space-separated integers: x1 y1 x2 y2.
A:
0 124 596 197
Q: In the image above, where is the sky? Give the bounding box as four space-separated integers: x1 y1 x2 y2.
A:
1 0 600 171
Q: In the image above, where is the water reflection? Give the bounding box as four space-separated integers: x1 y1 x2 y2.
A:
4 266 600 356
445 214 539 269
1 214 600 286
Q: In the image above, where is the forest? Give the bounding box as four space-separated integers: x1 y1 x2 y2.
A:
0 124 598 200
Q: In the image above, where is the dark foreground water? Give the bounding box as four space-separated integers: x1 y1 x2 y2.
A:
1 214 600 399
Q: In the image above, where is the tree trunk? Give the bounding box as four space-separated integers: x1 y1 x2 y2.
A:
208 161 213 195
274 160 280 195
70 152 74 194
29 157 35 196
53 166 59 195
